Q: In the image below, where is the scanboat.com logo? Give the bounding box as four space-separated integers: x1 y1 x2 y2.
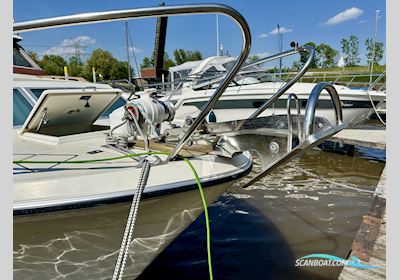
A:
295 254 382 269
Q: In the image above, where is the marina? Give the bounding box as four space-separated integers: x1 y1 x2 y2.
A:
12 1 387 279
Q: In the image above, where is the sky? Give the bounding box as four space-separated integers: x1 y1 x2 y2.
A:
13 0 386 73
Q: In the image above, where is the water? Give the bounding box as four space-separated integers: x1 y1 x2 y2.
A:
138 148 385 280
14 145 385 279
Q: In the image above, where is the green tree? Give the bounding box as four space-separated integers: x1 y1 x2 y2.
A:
38 55 66 75
140 52 175 69
141 56 154 68
163 52 176 69
26 51 40 64
173 49 202 65
84 48 131 81
291 61 304 70
365 38 384 66
316 44 339 68
248 55 260 63
299 42 318 68
341 35 361 66
67 56 84 77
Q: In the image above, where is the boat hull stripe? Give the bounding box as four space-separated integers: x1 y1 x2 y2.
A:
13 162 252 216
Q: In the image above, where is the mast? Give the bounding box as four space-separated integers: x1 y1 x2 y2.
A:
125 21 132 83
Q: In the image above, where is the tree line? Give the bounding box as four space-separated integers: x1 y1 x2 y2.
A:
26 48 203 82
292 35 384 70
26 34 383 80
140 49 203 69
27 49 131 82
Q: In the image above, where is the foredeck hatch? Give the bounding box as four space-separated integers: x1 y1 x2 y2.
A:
20 88 122 136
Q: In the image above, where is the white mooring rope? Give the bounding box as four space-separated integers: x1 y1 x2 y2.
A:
112 159 151 280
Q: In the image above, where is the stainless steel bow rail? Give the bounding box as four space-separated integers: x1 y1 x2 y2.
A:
194 81 346 188
302 82 343 138
286 93 301 152
233 44 315 131
240 82 347 187
249 45 315 119
14 4 251 162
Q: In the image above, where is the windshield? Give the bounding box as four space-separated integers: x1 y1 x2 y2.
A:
194 71 283 90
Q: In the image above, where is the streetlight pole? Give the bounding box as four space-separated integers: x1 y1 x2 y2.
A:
277 24 283 78
369 9 380 86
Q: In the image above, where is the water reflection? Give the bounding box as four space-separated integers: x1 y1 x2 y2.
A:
139 149 384 280
14 147 384 280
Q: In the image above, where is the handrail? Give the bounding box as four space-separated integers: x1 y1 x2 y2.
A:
368 72 386 91
232 45 315 131
14 4 252 161
278 72 386 91
241 49 300 70
303 82 343 138
248 45 316 120
166 81 184 101
286 93 301 152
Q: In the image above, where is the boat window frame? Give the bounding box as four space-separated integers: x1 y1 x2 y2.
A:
15 87 35 107
19 87 38 105
13 87 34 128
13 43 43 71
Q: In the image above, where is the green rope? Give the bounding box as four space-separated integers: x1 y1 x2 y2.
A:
13 151 214 280
13 151 167 164
182 157 213 280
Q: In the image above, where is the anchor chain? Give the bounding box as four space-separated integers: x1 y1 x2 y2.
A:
112 159 151 280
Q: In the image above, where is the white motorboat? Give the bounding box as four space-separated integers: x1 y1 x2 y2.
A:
13 4 349 279
13 16 252 279
163 54 386 126
13 87 252 277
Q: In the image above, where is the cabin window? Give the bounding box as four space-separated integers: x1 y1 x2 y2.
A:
13 89 33 126
13 47 33 68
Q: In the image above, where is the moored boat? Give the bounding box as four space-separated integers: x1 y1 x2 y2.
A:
13 4 350 279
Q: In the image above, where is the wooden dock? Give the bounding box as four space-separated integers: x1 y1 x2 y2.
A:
330 129 386 150
338 167 386 280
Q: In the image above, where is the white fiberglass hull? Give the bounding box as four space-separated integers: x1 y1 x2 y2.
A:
170 82 386 126
13 128 252 279
14 181 236 279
